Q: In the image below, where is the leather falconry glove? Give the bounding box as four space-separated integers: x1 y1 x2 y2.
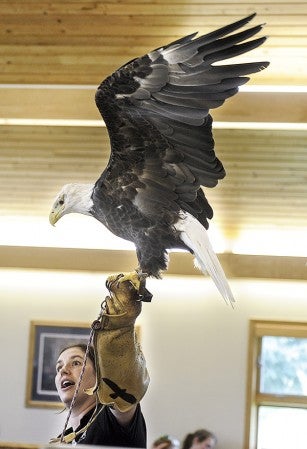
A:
87 271 151 412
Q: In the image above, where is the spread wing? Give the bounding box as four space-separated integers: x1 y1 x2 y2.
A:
94 13 269 229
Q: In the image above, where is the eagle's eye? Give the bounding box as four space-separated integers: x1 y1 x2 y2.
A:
58 196 65 206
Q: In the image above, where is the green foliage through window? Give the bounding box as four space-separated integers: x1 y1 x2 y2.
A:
260 336 307 395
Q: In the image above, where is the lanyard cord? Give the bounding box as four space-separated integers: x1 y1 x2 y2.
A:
60 328 94 443
60 300 107 443
50 400 105 444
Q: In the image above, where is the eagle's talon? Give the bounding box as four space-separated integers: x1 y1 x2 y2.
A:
106 273 125 292
105 271 152 302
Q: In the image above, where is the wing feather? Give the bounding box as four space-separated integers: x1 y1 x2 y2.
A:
94 13 269 228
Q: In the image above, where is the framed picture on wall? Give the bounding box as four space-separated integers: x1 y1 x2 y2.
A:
26 320 91 408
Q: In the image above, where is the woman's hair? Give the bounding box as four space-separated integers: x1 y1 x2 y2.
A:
181 429 217 449
152 435 180 449
58 343 96 368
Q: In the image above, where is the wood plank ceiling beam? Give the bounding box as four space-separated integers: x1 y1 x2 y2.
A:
1 246 307 281
0 87 306 124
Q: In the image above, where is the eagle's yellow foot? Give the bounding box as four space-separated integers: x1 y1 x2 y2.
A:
106 271 152 303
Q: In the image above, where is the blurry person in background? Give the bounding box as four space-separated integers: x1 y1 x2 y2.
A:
181 429 217 449
152 434 180 449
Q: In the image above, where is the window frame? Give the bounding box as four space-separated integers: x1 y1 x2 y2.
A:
244 319 307 449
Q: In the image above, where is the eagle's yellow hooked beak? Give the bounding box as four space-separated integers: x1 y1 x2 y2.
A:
49 199 65 226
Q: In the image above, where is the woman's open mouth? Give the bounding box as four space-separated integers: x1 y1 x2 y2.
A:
61 379 75 390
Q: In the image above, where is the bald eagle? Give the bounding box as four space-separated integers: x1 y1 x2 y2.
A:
49 13 269 305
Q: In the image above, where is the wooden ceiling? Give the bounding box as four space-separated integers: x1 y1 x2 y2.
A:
0 1 306 85
0 1 307 273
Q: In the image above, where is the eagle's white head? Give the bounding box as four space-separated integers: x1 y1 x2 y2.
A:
49 183 95 225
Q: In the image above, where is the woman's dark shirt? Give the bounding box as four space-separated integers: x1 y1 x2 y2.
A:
62 404 146 447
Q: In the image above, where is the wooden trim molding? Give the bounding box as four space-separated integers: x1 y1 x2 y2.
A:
0 444 39 449
0 246 307 280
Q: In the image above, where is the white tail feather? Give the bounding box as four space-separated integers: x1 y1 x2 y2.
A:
175 212 235 306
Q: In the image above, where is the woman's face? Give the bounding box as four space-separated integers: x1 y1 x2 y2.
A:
55 346 96 407
191 437 216 449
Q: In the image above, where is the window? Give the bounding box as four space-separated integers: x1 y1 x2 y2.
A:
244 320 307 449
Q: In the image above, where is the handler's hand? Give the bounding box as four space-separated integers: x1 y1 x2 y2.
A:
102 272 146 329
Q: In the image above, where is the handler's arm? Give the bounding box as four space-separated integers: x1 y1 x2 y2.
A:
91 272 150 426
110 403 138 426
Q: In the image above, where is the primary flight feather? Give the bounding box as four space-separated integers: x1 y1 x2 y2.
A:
49 13 269 305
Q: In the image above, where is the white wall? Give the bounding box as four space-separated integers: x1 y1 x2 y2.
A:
1 268 307 449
